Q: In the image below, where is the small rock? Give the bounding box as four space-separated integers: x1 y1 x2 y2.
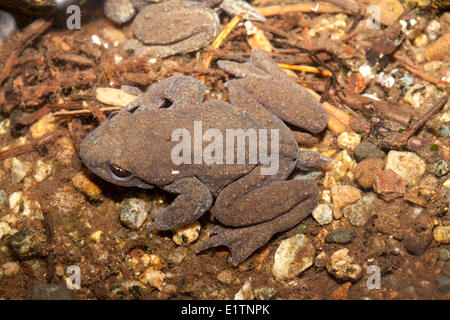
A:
374 212 404 240
323 150 357 189
8 229 47 258
217 269 234 284
331 282 351 300
314 251 329 269
11 157 31 184
439 125 450 138
96 87 138 107
33 160 52 183
90 230 103 243
433 226 450 244
343 193 380 227
234 279 254 300
385 151 426 185
444 179 450 188
1 262 20 277
413 33 428 47
369 0 404 26
373 169 405 201
118 198 148 230
272 233 315 281
325 228 356 244
139 268 166 291
29 114 58 139
30 284 73 300
326 248 362 281
436 275 450 293
337 132 361 151
100 26 128 46
439 248 450 261
331 185 362 219
403 228 432 255
172 221 201 245
312 204 333 225
429 159 449 177
404 175 440 207
104 0 136 24
425 32 450 62
109 280 150 300
354 158 385 189
0 221 13 240
167 247 187 266
366 235 386 257
0 189 6 207
0 118 10 135
354 142 385 162
72 171 102 200
254 287 277 300
9 191 42 218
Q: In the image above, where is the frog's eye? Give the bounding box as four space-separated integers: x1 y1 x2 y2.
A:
107 111 119 120
108 163 133 180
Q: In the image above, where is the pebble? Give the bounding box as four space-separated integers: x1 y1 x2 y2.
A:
272 233 315 281
138 268 166 291
0 189 6 207
413 33 428 47
331 185 362 219
314 251 329 269
29 114 58 140
403 228 433 255
433 226 450 244
217 269 234 284
109 280 150 300
403 83 436 110
337 132 361 151
0 118 9 136
1 262 20 277
234 279 254 300
33 160 52 183
100 26 128 47
429 159 449 177
404 175 440 207
8 230 47 258
436 275 450 293
343 193 379 226
253 287 277 300
353 142 385 162
104 0 136 24
11 157 31 184
9 191 42 218
96 87 138 106
373 169 405 201
323 150 357 189
369 0 404 26
439 248 450 261
172 221 201 245
312 204 333 225
325 228 356 244
72 171 102 200
30 284 73 300
366 235 386 257
0 221 13 240
167 247 187 266
439 125 450 138
118 198 148 230
354 158 385 189
374 212 404 240
326 248 362 281
331 282 351 300
385 151 426 185
425 33 450 62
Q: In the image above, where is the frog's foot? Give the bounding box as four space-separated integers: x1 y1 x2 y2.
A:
296 149 332 171
146 177 212 232
196 224 273 266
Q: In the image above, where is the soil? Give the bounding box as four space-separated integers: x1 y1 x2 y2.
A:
0 0 449 300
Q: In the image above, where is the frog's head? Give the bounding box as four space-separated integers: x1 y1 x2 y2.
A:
79 111 154 189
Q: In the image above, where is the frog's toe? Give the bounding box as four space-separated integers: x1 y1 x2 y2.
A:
196 224 272 266
296 149 332 171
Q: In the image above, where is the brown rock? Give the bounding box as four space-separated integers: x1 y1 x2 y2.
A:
354 158 385 189
331 282 352 300
373 169 405 201
331 185 362 219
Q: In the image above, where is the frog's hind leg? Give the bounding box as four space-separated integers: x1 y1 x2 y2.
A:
146 177 213 232
196 178 319 266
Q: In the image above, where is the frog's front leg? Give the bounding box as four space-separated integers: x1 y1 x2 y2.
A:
196 178 319 266
146 177 212 232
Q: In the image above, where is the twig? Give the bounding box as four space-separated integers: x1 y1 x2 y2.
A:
199 15 242 82
399 93 449 144
257 2 344 16
0 129 68 160
401 64 450 88
279 63 333 77
52 106 121 117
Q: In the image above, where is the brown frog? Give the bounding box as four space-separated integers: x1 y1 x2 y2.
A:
106 0 265 57
80 49 329 265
